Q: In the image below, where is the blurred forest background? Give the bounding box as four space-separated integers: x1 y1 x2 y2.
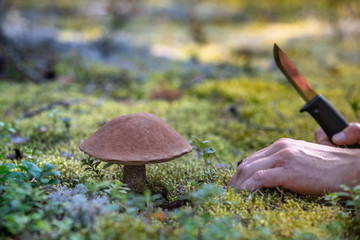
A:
1 0 360 239
1 0 360 87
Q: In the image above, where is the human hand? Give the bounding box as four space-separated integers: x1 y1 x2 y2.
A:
229 138 360 196
315 122 360 147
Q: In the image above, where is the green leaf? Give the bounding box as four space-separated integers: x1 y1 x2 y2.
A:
346 200 355 206
191 145 199 151
340 184 351 192
51 170 61 176
8 127 16 134
22 161 42 179
42 169 60 177
333 192 350 198
352 185 360 192
0 165 10 174
22 160 40 170
28 169 41 179
17 172 28 180
94 161 101 169
0 163 15 172
40 178 50 184
103 162 115 169
17 166 27 171
48 179 60 185
4 172 21 180
204 148 216 154
42 163 55 172
191 136 206 149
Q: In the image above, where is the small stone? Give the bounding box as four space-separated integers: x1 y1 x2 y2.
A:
10 135 30 145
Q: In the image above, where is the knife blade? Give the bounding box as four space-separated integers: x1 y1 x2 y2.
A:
273 44 359 148
273 44 317 102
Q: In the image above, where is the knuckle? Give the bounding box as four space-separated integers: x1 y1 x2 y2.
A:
273 148 299 167
353 123 360 134
241 163 251 172
252 170 266 181
240 155 255 166
237 163 250 174
278 148 297 159
273 138 293 149
347 123 360 133
239 158 249 166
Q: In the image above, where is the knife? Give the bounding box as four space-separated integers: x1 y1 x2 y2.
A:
273 44 359 148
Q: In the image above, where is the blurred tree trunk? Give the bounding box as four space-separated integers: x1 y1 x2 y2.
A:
188 7 207 44
0 0 45 83
0 0 6 73
107 0 140 31
185 0 207 44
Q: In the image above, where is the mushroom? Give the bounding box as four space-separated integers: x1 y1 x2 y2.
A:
79 113 192 193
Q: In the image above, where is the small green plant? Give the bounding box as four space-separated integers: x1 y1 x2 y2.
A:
60 116 72 133
0 181 55 238
325 184 360 237
171 211 242 240
103 180 130 203
48 110 72 134
0 162 27 185
19 160 60 187
0 160 60 188
326 184 360 211
0 121 16 139
189 136 218 183
190 136 216 171
81 156 115 181
81 157 105 180
189 183 224 206
125 190 163 215
170 184 242 240
90 181 163 214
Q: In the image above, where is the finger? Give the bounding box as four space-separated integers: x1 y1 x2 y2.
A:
233 155 285 188
315 128 335 147
239 138 297 166
239 167 286 192
332 123 360 145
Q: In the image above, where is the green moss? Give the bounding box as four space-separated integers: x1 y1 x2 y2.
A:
191 78 289 102
0 75 355 238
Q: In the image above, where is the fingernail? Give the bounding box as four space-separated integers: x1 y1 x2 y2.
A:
333 132 345 143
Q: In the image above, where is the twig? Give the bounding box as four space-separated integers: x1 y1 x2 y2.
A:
22 99 82 119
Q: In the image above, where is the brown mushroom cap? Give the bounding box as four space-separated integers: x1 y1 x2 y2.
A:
79 113 192 165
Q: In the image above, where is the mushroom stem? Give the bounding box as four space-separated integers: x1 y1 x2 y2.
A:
123 165 146 193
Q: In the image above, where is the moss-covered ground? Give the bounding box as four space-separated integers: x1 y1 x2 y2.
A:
1 0 360 239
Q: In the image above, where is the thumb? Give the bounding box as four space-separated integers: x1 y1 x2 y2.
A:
332 123 360 145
